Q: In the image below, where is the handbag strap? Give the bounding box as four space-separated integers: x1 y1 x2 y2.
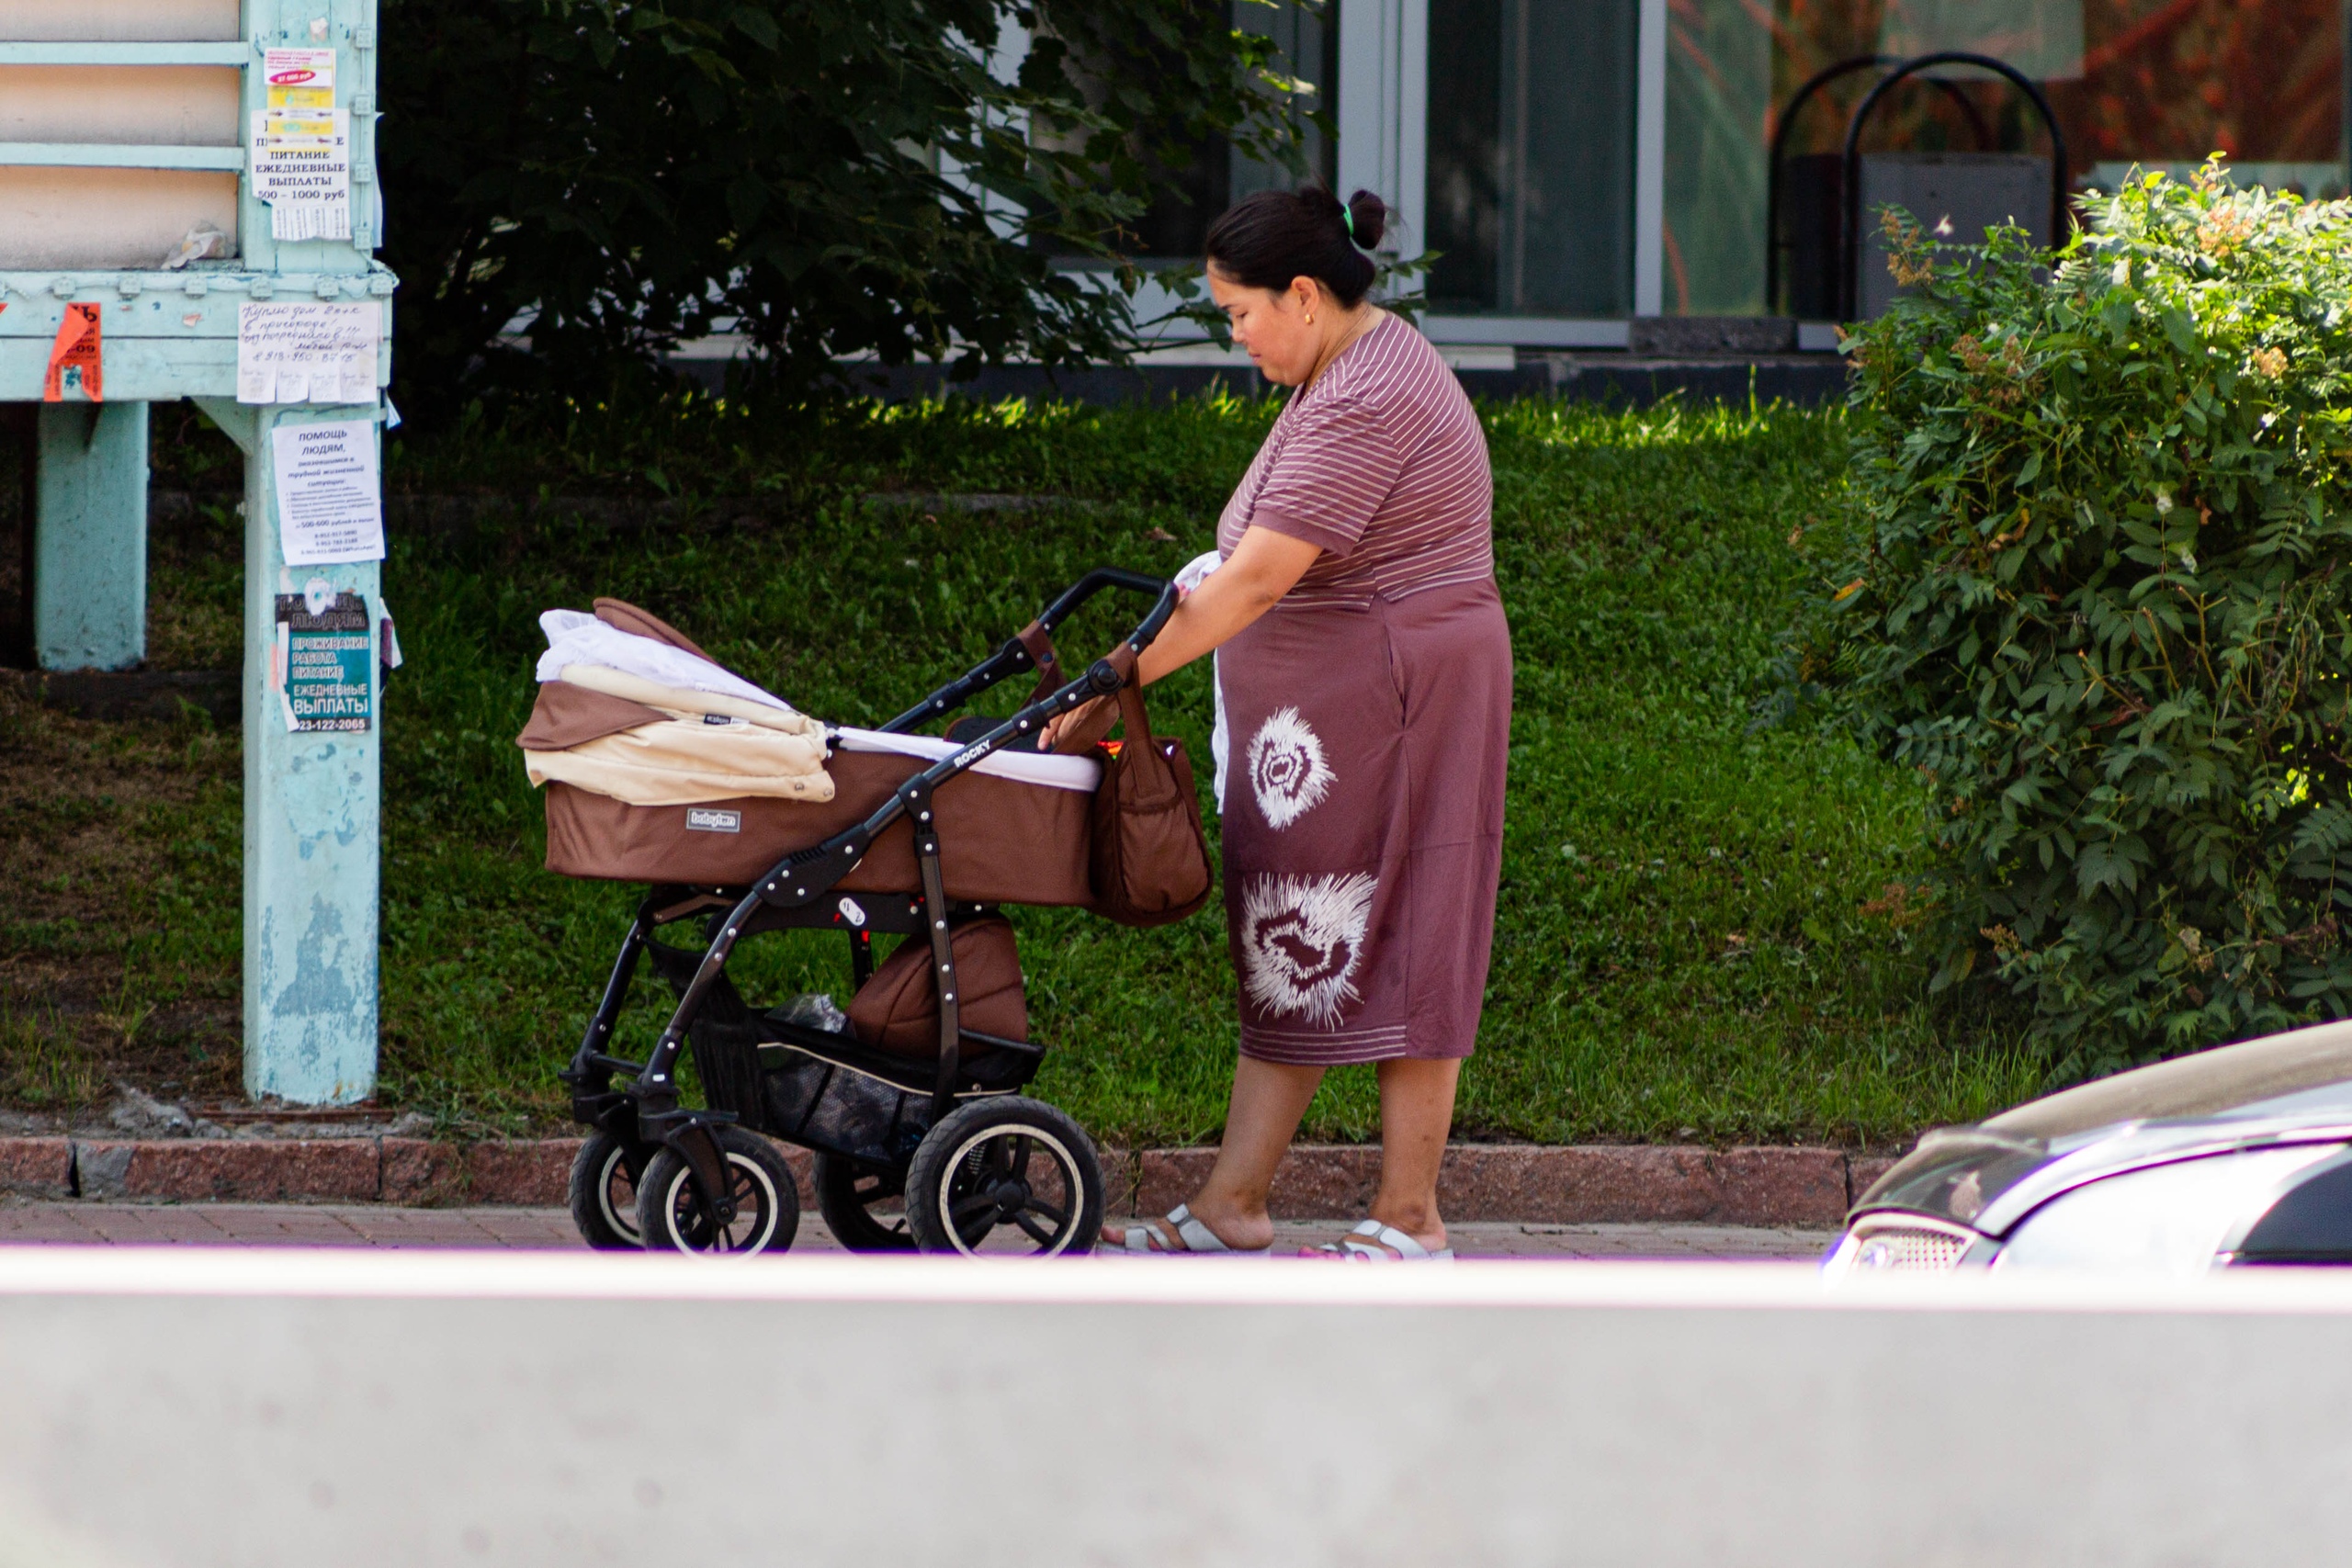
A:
1015 620 1066 705
1051 644 1153 756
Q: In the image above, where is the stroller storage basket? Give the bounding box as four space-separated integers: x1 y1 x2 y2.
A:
761 1044 930 1168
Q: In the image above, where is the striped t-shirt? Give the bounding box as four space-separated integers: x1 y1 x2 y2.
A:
1215 314 1494 607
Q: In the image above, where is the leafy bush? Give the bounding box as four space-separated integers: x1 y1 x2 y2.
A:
1801 163 2352 1073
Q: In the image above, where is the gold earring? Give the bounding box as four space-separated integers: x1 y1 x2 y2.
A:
1306 313 1316 324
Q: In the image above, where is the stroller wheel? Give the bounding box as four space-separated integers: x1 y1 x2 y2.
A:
568 1131 647 1251
637 1126 801 1256
812 1153 915 1253
905 1097 1103 1258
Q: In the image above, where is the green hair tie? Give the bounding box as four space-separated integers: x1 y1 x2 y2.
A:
1341 205 1356 242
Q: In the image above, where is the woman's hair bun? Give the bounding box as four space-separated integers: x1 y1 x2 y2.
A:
1204 185 1387 308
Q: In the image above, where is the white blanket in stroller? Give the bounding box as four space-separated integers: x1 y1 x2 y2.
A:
536 610 823 735
835 728 1102 793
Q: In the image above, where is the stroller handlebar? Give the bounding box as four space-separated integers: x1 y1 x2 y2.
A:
879 567 1178 736
1035 568 1181 649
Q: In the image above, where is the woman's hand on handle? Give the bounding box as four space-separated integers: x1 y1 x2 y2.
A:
1040 525 1321 749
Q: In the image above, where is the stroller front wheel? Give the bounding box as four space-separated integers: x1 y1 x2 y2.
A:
906 1097 1104 1258
637 1126 802 1256
568 1130 647 1250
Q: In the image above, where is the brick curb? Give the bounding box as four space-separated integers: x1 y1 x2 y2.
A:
0 1135 1897 1225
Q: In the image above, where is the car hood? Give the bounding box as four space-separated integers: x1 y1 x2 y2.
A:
1854 1019 2352 1235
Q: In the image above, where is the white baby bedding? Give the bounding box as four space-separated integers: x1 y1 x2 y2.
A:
536 610 823 734
526 610 1102 807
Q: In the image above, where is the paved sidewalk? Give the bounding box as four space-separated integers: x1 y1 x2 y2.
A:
0 1200 1836 1258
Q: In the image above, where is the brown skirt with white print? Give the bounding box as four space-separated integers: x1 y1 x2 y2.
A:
1218 580 1511 1065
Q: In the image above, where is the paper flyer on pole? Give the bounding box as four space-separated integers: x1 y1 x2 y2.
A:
237 301 379 405
250 109 352 241
274 591 375 733
41 303 101 402
253 49 347 240
272 420 385 566
262 47 335 108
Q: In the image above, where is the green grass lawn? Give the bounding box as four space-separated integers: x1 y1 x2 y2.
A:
0 391 2046 1144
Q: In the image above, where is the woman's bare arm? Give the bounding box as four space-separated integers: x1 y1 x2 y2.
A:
1137 525 1323 684
1043 525 1321 746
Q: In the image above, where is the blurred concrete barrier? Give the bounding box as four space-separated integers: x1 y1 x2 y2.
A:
2 1251 2348 1566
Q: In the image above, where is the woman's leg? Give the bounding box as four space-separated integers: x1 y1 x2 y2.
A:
1102 1055 1322 1251
1364 1056 1461 1253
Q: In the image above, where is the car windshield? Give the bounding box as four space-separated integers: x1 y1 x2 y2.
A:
1987 1020 2352 1140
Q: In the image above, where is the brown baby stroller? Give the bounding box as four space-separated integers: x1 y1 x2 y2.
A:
524 570 1208 1255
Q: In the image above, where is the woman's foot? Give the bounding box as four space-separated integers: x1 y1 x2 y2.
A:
1301 1217 1452 1260
1100 1201 1275 1255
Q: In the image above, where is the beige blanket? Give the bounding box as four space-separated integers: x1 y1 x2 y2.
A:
557 663 824 736
524 716 834 805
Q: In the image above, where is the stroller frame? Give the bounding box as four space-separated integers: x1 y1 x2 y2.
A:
559 569 1178 1248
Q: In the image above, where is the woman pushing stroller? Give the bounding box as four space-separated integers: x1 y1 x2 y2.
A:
1061 187 1513 1261
520 183 1505 1259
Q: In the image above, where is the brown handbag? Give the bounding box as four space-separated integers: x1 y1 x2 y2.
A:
848 917 1029 1055
1057 646 1215 927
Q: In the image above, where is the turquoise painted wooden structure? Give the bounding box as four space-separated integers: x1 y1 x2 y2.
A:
31 404 149 671
0 1 395 1103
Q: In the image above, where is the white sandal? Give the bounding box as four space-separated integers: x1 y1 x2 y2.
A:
1310 1219 1454 1262
1102 1204 1272 1257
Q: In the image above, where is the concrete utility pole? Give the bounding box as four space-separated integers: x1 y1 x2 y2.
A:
0 0 397 1103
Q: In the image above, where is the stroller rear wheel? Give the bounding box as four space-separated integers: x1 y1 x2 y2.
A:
567 1131 646 1251
812 1153 915 1252
637 1125 801 1256
906 1097 1103 1258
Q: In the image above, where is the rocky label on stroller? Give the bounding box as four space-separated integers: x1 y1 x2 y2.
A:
517 570 1201 1256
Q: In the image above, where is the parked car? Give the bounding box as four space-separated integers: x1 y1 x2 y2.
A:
1825 1020 2352 1276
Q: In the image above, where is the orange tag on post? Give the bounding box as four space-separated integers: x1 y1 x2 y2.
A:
43 303 102 402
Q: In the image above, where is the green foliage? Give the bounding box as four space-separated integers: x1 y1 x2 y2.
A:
379 0 1318 423
0 1007 104 1108
128 394 2033 1142
1800 163 2352 1075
